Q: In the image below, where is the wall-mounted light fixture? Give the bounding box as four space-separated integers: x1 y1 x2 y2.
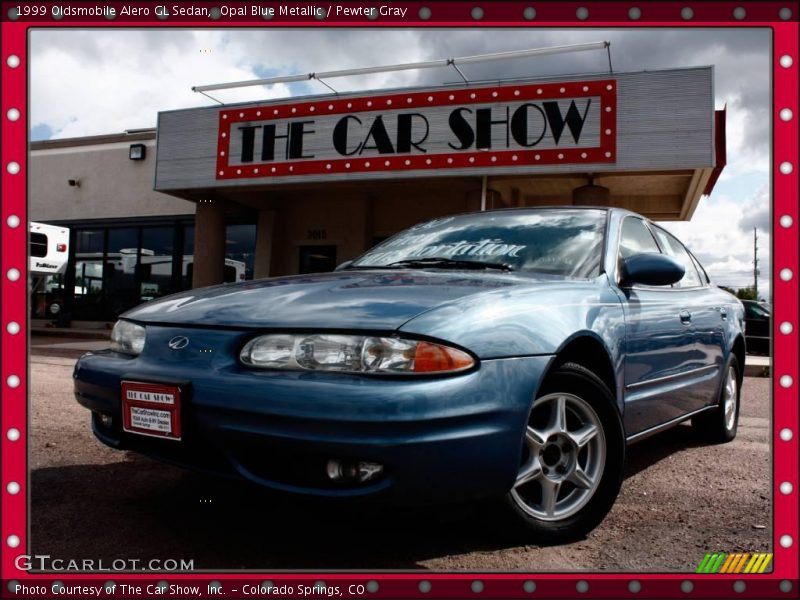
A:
129 143 146 161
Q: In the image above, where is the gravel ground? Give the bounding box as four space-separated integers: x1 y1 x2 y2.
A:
29 353 771 572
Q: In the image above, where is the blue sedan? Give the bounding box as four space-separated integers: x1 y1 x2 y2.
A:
74 207 745 542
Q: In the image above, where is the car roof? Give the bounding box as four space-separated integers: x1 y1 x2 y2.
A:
445 205 645 221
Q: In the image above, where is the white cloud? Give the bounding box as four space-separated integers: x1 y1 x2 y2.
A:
658 186 771 300
30 29 431 138
30 28 773 299
716 92 770 179
30 30 298 137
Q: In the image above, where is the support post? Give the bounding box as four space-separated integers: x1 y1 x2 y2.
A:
192 200 226 288
254 209 276 279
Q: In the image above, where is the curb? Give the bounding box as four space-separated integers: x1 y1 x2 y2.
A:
744 364 770 378
31 328 110 340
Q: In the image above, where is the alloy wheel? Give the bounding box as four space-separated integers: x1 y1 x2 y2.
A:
511 393 606 521
723 365 737 431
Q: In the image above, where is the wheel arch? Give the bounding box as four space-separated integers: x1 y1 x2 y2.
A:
731 334 746 383
544 333 621 415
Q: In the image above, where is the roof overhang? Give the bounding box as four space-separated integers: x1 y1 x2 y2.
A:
153 67 725 222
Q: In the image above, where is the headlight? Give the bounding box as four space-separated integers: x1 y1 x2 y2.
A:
240 334 474 375
110 320 146 355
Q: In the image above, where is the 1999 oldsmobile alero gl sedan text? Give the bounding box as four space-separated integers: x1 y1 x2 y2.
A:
74 207 745 543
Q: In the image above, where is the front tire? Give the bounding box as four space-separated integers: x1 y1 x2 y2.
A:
692 355 741 443
499 362 625 544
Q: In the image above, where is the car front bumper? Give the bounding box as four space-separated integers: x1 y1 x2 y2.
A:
73 326 552 504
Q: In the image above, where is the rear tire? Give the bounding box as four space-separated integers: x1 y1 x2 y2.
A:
692 355 741 443
498 362 625 544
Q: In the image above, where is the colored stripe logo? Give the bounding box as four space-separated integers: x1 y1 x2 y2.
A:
696 552 773 574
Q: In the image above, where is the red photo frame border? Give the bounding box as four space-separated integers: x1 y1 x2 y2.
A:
0 2 797 598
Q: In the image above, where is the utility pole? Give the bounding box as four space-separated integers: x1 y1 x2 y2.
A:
753 228 759 300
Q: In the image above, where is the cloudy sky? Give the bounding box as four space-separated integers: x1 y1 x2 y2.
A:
29 28 772 298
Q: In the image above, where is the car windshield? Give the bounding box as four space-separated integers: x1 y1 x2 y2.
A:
350 209 607 277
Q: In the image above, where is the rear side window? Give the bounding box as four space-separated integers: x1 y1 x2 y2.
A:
30 232 48 258
651 226 703 288
618 217 659 259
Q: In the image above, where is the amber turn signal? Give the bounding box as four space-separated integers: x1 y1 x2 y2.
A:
413 341 475 373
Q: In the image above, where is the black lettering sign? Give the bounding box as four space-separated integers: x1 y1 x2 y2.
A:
543 99 592 145
288 121 315 159
261 123 289 161
238 122 316 162
228 88 602 170
475 107 510 150
397 113 429 153
359 116 395 155
238 125 262 162
510 104 547 147
260 122 315 161
448 108 474 150
333 115 363 156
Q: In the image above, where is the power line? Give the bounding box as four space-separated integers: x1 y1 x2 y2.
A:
753 228 759 298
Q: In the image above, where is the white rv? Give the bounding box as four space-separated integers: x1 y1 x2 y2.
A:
29 221 69 275
29 222 70 319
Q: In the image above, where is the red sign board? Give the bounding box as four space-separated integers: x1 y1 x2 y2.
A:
121 380 182 441
216 79 616 180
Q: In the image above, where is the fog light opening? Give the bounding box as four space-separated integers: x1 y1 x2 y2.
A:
97 413 112 428
326 459 383 483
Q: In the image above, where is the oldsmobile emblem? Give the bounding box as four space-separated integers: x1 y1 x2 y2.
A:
167 336 190 350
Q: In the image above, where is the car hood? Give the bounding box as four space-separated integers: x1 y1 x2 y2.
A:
122 270 558 330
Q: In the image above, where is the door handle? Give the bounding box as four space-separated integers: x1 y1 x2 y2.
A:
719 308 728 320
679 310 692 325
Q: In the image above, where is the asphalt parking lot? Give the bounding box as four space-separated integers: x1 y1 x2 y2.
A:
29 350 771 572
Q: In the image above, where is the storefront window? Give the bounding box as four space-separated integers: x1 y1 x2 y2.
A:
64 222 190 321
73 230 106 319
182 225 195 289
107 228 138 253
76 229 104 255
299 245 337 274
140 227 175 300
225 224 255 281
106 227 139 314
54 219 248 322
75 260 104 294
70 259 106 320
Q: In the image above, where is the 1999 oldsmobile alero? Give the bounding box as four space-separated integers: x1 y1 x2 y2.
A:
74 207 745 542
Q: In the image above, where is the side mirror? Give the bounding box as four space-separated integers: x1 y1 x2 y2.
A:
622 253 685 287
334 260 353 271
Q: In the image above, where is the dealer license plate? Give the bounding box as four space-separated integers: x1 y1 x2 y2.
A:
121 381 182 440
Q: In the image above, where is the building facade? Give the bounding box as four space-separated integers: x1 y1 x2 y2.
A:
30 67 725 325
